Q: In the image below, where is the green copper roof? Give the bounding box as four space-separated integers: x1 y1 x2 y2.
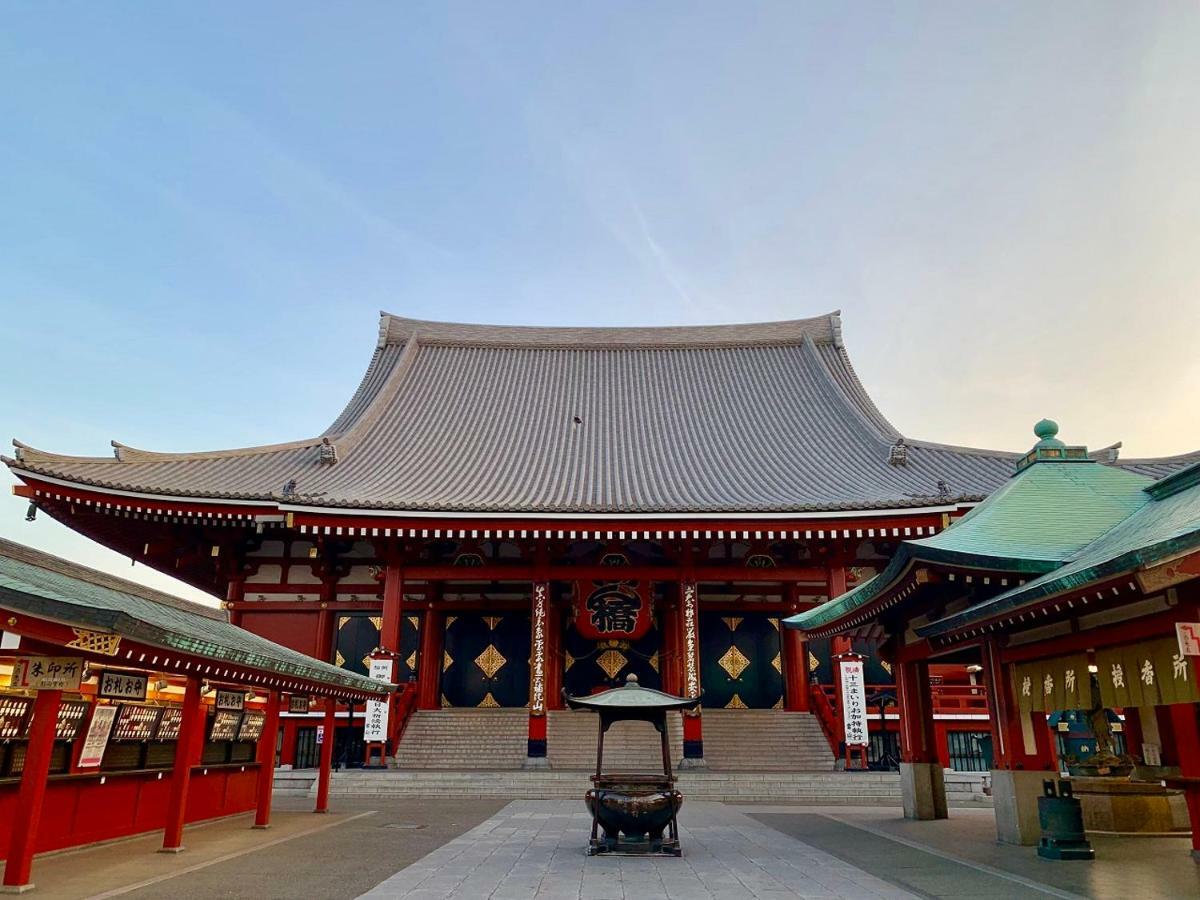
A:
0 538 391 697
921 459 1200 636
785 422 1154 634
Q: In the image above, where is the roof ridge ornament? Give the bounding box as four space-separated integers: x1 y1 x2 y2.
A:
888 437 908 467
1015 419 1091 473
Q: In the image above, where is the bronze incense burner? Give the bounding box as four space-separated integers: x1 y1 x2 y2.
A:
565 674 700 856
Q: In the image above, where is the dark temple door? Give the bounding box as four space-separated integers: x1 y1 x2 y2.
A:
441 612 531 707
699 612 783 709
562 618 662 696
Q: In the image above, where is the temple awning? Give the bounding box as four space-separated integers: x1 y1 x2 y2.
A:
0 538 392 700
784 421 1175 637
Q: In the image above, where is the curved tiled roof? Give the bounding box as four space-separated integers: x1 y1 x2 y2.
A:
5 312 1190 516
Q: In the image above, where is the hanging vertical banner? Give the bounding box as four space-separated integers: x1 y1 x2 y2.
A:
78 705 118 768
681 582 701 700
529 583 548 714
363 657 393 742
574 579 652 641
840 658 868 747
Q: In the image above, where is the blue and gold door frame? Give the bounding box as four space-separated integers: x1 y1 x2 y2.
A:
562 617 662 696
698 612 784 708
441 612 531 707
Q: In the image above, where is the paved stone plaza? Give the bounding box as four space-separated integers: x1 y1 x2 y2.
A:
11 796 1200 899
361 801 915 900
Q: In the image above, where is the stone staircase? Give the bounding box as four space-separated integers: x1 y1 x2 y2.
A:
392 707 834 772
394 708 528 770
547 711 683 771
701 709 834 771
325 769 903 804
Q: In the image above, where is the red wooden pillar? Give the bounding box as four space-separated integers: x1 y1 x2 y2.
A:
1168 702 1200 857
253 690 281 829
660 596 680 696
2 688 63 890
526 581 550 762
226 576 245 628
162 675 203 852
679 579 704 762
545 597 564 710
314 700 337 813
826 564 851 726
896 659 937 763
380 555 404 655
314 578 336 664
782 584 810 712
417 608 444 710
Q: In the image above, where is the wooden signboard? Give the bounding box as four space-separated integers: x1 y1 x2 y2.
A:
839 658 869 748
288 695 311 714
10 656 83 691
215 690 245 712
99 671 148 702
363 658 392 742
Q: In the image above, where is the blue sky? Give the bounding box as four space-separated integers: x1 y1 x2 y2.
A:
2 3 1198 601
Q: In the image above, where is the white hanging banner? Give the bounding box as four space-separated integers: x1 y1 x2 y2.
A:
78 705 118 768
363 658 393 743
839 658 869 747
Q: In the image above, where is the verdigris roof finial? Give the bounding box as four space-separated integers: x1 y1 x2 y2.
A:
1015 419 1089 472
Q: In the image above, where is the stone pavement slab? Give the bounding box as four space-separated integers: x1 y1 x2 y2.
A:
358 800 918 900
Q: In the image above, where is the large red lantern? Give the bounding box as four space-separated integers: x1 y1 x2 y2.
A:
573 579 652 641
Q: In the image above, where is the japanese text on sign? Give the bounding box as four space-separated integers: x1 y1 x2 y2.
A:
289 695 311 714
99 670 148 701
1177 622 1200 657
11 656 83 691
363 658 393 742
215 690 245 711
839 659 869 747
78 705 117 767
529 584 547 715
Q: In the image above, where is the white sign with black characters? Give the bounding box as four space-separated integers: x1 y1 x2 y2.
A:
363 658 393 743
215 689 245 712
78 705 118 768
839 658 869 748
99 670 148 701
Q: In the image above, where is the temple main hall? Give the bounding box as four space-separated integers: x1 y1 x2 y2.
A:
7 312 1195 774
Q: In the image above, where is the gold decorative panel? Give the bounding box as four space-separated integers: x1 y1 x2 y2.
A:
483 616 503 631
445 615 457 629
441 693 452 708
771 652 782 674
335 650 345 666
726 693 748 709
880 659 893 675
719 646 751 680
475 644 507 679
649 652 660 673
369 616 383 630
808 651 820 673
478 691 501 708
773 697 784 709
443 650 454 673
406 651 418 672
769 617 780 631
596 649 628 680
361 654 372 670
564 651 576 672
407 615 420 630
722 616 743 632
66 628 121 656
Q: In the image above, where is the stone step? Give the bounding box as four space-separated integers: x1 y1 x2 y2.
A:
321 769 904 803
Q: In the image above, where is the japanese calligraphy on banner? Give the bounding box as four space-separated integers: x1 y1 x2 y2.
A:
529 583 548 715
10 656 83 691
682 582 700 700
78 705 117 768
574 579 652 641
363 657 393 742
1014 654 1090 714
99 671 148 701
1095 638 1200 708
839 658 868 747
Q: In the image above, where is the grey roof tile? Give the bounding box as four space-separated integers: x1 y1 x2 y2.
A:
6 313 1195 515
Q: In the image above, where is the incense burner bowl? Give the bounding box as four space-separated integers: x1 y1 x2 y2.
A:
587 774 682 851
